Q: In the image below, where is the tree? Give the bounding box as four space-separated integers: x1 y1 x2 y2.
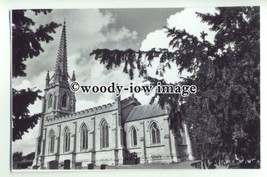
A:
90 7 260 168
12 10 61 141
12 151 35 169
13 151 23 162
12 151 35 162
24 152 35 160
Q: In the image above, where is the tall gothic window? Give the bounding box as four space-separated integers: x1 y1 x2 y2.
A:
150 122 161 144
62 93 67 108
131 127 137 147
80 124 88 150
48 130 55 154
53 95 57 109
100 120 109 148
48 94 53 108
63 127 71 152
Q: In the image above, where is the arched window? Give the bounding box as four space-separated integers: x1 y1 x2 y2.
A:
80 124 88 150
150 122 161 144
48 94 53 108
62 93 67 108
63 127 71 152
53 95 57 109
48 130 55 153
131 127 137 147
100 120 109 148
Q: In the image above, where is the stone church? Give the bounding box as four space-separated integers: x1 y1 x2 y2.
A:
32 21 194 169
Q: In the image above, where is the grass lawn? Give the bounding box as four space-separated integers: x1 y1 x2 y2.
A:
90 161 228 169
92 160 224 169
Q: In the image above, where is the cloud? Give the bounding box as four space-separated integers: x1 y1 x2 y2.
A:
104 26 138 42
140 7 218 83
100 8 183 50
19 9 138 82
141 7 217 50
167 8 217 43
140 30 182 83
141 29 171 51
76 100 98 111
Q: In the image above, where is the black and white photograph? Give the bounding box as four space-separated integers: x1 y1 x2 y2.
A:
10 6 260 171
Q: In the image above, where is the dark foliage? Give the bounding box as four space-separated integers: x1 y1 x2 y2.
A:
13 151 35 169
12 9 61 78
90 7 260 168
12 10 61 141
12 88 42 141
13 151 23 162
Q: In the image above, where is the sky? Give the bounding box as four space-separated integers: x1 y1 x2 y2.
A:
12 7 217 155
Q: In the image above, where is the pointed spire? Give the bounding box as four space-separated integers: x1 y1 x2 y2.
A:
54 20 68 82
46 70 50 80
116 93 121 110
46 70 50 87
71 71 76 81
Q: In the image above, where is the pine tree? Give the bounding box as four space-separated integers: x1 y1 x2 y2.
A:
90 7 260 168
12 10 61 141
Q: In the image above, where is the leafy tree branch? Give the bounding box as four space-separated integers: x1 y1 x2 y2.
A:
12 9 61 141
90 7 260 168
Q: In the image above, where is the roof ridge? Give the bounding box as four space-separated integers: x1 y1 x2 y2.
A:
125 103 167 122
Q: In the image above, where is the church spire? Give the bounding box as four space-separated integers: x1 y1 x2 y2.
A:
54 20 68 82
71 71 76 81
42 19 76 119
45 70 50 87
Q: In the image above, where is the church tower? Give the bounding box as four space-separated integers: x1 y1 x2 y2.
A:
43 21 76 120
33 20 76 168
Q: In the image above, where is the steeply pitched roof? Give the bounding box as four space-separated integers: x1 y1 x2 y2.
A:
125 104 167 122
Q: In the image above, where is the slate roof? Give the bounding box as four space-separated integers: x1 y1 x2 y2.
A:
125 104 167 122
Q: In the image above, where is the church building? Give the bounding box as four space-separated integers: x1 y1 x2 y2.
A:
32 21 194 169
